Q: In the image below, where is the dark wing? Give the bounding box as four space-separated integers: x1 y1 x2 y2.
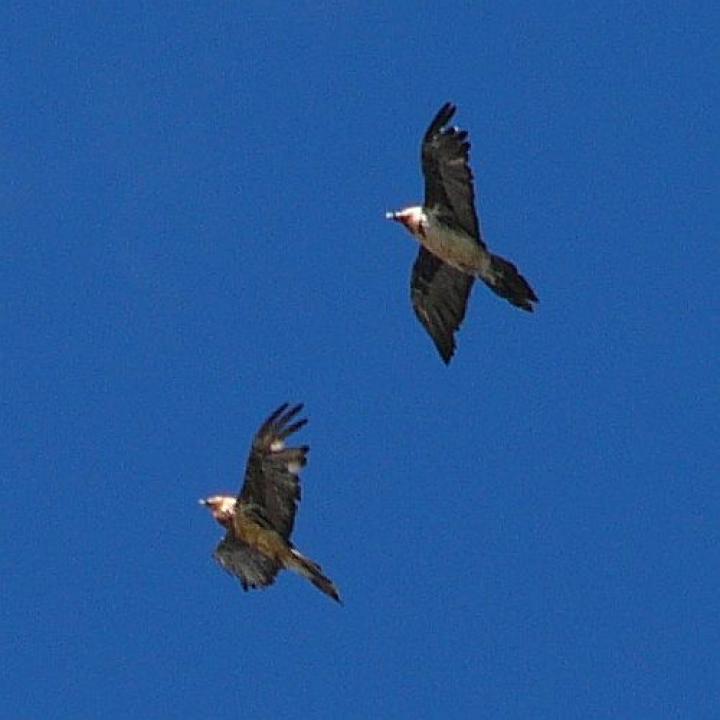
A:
411 248 475 364
421 102 484 245
213 533 280 591
238 403 309 540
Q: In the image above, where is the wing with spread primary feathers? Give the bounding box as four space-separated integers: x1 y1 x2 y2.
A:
237 403 309 540
411 248 475 364
421 102 484 245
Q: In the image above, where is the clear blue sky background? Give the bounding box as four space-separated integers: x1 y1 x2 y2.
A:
3 3 718 718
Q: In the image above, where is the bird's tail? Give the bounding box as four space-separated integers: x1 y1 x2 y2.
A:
289 548 342 604
483 253 538 311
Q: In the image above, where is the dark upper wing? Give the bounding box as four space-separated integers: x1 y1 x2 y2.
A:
238 403 309 540
213 533 280 591
421 102 484 245
411 248 475 364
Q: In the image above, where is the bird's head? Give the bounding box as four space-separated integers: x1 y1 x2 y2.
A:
385 206 424 237
199 495 237 527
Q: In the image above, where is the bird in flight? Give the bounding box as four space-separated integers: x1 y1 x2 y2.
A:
200 403 341 603
386 102 538 364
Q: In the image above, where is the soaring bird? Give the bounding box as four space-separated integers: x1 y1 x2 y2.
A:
200 403 341 603
386 102 538 364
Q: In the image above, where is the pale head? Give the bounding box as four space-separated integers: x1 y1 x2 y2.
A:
385 206 425 238
199 495 237 527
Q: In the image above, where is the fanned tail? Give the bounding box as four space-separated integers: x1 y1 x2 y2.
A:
289 549 342 604
484 253 538 311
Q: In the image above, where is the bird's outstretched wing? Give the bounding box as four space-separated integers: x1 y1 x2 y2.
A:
421 102 484 246
213 534 281 591
411 248 475 364
238 403 308 540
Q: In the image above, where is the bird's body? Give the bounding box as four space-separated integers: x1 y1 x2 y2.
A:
200 403 341 603
391 205 492 276
386 102 538 363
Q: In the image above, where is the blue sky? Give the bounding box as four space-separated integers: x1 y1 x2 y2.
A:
3 3 718 717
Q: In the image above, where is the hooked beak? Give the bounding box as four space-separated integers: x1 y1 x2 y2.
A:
385 211 398 221
198 498 209 506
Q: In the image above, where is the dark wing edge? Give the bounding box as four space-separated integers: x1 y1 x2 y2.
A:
214 534 280 591
423 102 457 142
411 248 475 364
421 102 483 243
238 403 309 539
421 102 456 214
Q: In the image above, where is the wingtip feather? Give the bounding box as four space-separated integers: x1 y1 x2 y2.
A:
425 101 457 139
